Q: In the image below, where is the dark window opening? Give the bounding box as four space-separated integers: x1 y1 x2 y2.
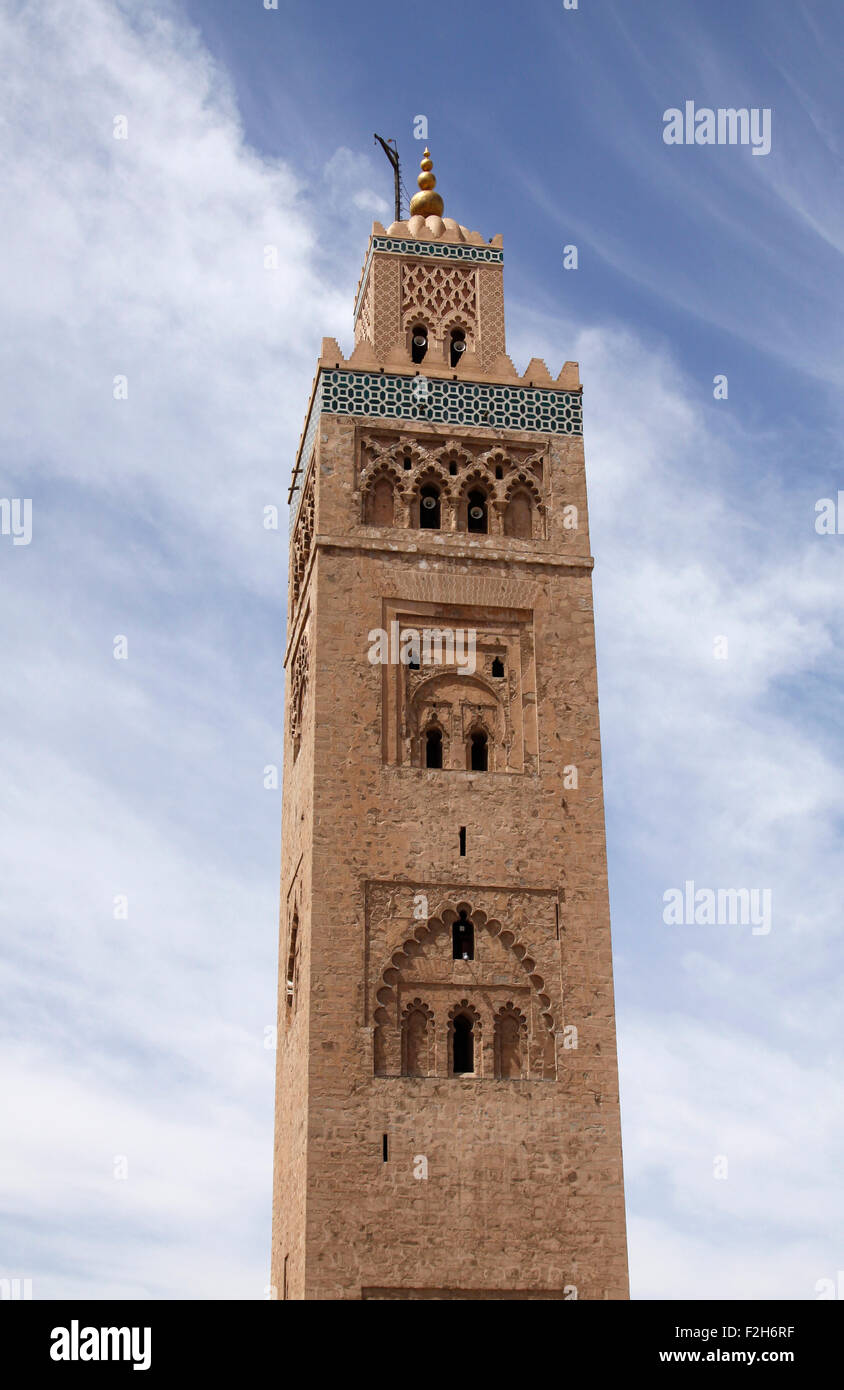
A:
285 916 299 1008
469 730 489 772
452 913 474 961
467 488 488 533
449 461 457 476
495 465 503 480
452 1014 474 1075
411 326 428 364
403 455 412 470
382 1134 389 1162
449 329 466 368
459 826 466 856
419 484 441 529
425 727 443 768
491 657 504 678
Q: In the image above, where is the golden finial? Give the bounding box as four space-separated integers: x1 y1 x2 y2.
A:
409 147 444 218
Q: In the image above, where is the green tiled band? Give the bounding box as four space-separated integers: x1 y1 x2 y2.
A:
290 368 581 535
372 236 503 263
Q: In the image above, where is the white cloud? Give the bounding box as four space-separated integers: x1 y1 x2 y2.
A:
0 0 337 1299
323 147 392 221
1 0 841 1303
622 1014 844 1300
0 0 352 595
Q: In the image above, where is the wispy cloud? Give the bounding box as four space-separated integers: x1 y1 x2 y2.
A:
1 0 842 1300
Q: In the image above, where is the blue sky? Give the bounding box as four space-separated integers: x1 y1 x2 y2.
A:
1 0 842 1299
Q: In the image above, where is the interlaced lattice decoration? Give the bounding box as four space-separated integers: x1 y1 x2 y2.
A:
401 261 477 332
291 466 315 608
356 286 375 346
289 631 309 755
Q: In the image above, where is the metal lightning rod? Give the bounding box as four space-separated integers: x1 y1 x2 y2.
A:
373 134 401 222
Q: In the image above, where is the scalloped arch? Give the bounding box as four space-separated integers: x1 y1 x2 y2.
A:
411 462 454 495
373 900 558 1037
441 309 475 337
459 467 494 497
360 457 405 491
503 472 544 508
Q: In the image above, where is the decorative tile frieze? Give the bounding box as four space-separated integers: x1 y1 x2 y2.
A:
322 370 581 433
290 368 582 535
375 236 503 263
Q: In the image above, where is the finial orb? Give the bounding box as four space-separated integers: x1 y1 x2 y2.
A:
409 146 444 218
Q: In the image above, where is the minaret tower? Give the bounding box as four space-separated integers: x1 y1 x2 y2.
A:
272 151 629 1300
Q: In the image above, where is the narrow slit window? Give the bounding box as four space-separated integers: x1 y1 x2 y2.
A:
459 826 466 856
285 915 299 1009
452 1014 474 1075
382 1134 389 1162
452 913 474 961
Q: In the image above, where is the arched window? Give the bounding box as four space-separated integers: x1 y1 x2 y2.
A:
469 729 488 772
491 657 504 678
494 1005 526 1079
419 484 441 530
449 328 466 367
452 912 474 960
411 325 428 364
364 475 394 526
452 1013 474 1075
425 726 443 768
401 1000 432 1077
504 490 532 539
466 488 488 533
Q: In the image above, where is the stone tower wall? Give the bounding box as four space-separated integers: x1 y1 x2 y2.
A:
273 217 629 1300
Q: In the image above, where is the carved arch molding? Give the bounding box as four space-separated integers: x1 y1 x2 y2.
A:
364 881 564 1081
